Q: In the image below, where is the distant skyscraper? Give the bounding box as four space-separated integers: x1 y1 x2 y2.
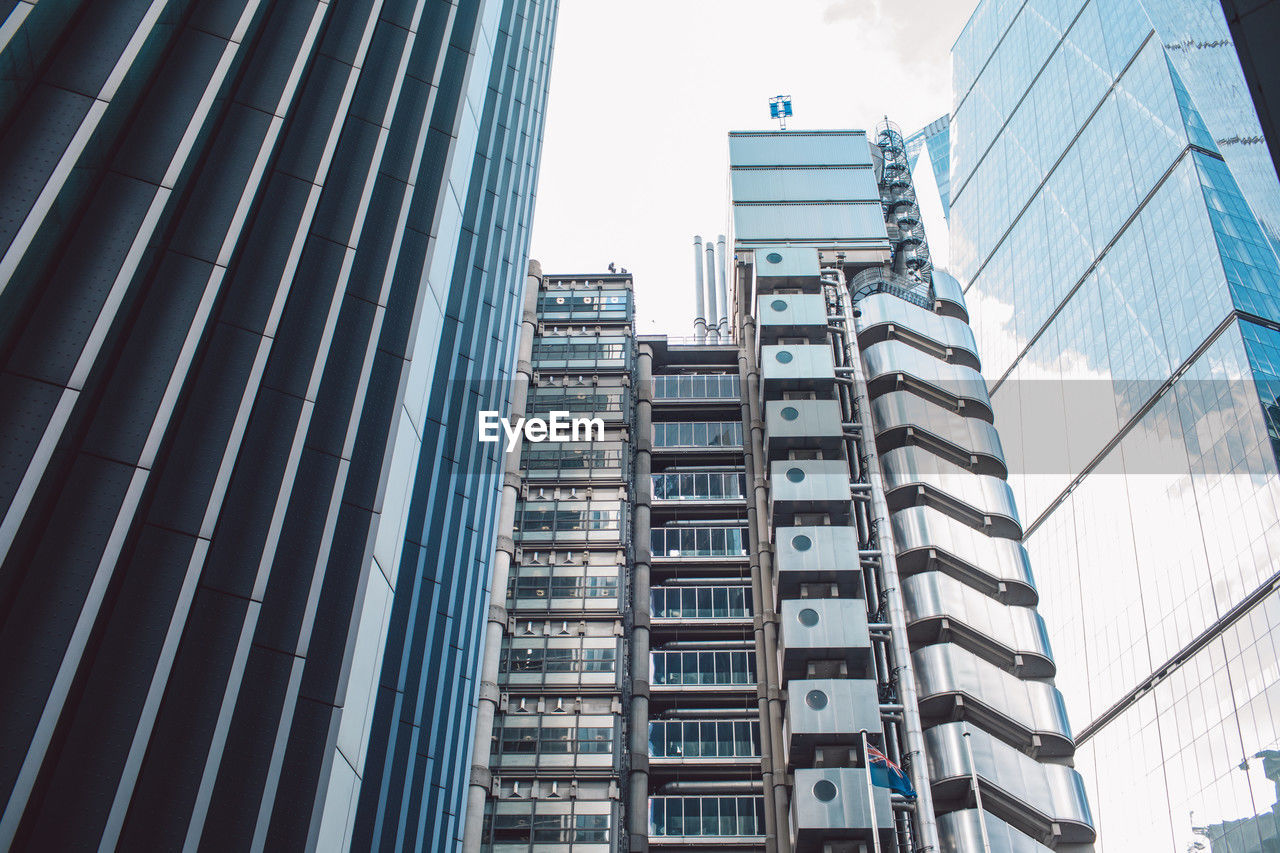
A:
466 128 1094 852
950 0 1280 849
905 115 953 222
1218 0 1280 180
0 1 556 849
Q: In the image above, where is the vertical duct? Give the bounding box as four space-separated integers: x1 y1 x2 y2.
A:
694 235 707 341
716 233 730 340
705 241 719 343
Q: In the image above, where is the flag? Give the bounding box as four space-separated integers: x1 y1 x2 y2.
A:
867 744 916 798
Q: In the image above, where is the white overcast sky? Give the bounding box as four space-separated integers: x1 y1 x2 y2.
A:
528 0 978 334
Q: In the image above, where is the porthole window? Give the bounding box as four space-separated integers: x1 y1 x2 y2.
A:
775 350 793 364
798 608 819 627
813 780 838 802
766 252 783 264
781 406 799 421
792 534 812 552
771 299 787 312
805 689 828 710
786 467 805 483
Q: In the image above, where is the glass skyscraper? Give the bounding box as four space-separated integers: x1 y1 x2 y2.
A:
950 0 1280 849
0 0 556 849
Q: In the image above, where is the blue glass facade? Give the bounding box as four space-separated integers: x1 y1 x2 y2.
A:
906 115 953 221
951 0 1280 849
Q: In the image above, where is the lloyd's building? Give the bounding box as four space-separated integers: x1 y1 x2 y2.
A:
467 126 1096 852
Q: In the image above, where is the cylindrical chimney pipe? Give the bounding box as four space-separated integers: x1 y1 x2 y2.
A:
693 235 707 342
716 233 730 339
704 241 718 343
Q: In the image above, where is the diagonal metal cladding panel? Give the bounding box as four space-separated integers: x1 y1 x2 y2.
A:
891 505 1037 604
937 809 1054 853
911 644 1073 757
861 339 993 422
854 293 981 370
879 445 1023 539
923 723 1094 844
870 390 1007 477
902 572 1054 677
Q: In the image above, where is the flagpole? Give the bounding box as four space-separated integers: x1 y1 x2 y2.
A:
961 724 992 853
861 730 883 853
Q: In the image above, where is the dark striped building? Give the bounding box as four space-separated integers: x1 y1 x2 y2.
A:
0 0 557 848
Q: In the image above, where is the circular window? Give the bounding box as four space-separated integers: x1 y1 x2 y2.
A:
786 467 805 483
766 252 783 264
805 689 828 710
781 406 799 421
771 299 787 312
798 608 820 627
791 534 812 552
775 350 793 364
813 780 838 802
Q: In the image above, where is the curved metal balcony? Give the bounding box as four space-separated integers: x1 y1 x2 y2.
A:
924 723 1095 846
891 506 1038 605
937 809 1054 853
930 269 969 323
870 391 1006 477
855 294 981 371
913 644 1074 758
880 446 1022 539
861 340 993 422
902 572 1054 677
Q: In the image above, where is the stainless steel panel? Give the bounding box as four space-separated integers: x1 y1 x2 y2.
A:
774 525 864 600
924 723 1094 843
891 506 1038 604
880 446 1022 538
764 399 845 459
779 599 873 682
784 679 881 767
761 344 836 394
754 246 822 292
930 269 969 322
871 390 1007 476
861 339 993 421
855 293 981 369
936 809 1053 853
912 644 1073 756
902 572 1053 676
791 767 895 850
756 293 830 344
770 459 854 524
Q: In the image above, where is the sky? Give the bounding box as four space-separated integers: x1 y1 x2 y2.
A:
527 0 979 334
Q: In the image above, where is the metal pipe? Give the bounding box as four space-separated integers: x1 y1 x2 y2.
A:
694 236 707 342
716 234 730 339
705 241 719 343
462 262 541 853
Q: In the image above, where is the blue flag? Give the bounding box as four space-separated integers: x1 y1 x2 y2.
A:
868 744 916 798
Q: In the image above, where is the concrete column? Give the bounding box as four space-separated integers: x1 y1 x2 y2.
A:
462 262 542 853
628 345 654 851
739 308 792 853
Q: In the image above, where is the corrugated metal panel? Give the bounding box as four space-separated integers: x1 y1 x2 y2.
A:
730 167 880 203
733 202 889 242
729 131 873 167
